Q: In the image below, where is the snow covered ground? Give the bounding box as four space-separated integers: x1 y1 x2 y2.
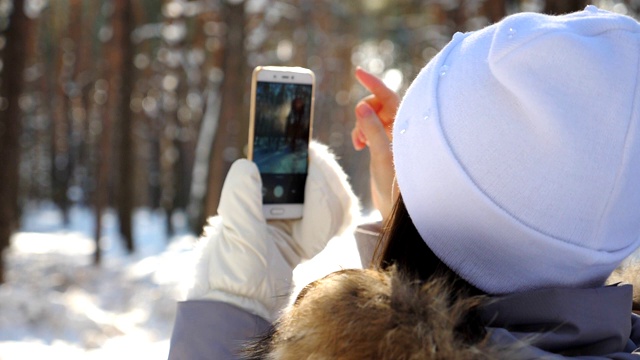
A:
0 203 197 359
0 203 368 359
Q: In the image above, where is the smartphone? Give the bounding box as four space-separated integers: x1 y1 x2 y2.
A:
247 66 315 219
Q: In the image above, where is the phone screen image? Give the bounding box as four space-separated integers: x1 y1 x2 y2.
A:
252 81 313 204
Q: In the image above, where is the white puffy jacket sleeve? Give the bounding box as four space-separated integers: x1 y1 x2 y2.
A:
184 141 361 322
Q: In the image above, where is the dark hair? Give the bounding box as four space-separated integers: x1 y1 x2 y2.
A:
374 195 479 291
374 194 487 343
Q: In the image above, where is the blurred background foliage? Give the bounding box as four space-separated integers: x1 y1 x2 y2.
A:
0 0 638 277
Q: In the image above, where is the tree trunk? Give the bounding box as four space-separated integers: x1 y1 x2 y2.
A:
51 0 77 225
115 0 136 253
483 0 506 23
95 0 126 264
187 84 221 233
202 2 248 225
0 0 31 282
544 0 589 14
72 1 99 207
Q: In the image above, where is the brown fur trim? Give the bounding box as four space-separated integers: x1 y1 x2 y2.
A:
244 267 502 359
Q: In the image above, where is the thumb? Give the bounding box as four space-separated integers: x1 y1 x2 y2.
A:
218 159 267 237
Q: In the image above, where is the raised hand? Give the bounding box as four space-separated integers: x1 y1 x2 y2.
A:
352 67 400 220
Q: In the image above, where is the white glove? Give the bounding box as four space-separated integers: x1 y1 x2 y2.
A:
186 141 361 321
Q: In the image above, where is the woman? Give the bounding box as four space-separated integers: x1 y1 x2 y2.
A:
170 7 640 359
242 6 640 359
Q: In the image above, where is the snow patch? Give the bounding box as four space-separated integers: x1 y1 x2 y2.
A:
0 205 197 359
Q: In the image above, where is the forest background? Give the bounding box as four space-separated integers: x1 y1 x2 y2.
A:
1 0 639 281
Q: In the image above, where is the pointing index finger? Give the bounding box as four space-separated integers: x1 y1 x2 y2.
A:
355 67 398 105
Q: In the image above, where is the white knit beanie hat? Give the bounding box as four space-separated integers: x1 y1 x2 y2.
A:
392 6 640 295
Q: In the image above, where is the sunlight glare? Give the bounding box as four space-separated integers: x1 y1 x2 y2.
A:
382 68 403 93
12 232 95 256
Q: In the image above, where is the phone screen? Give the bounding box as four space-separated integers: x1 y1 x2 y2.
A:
252 81 313 204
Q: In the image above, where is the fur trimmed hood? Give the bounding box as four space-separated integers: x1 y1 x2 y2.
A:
243 267 507 359
241 264 640 359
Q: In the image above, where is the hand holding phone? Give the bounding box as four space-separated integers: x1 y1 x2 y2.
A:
248 66 315 219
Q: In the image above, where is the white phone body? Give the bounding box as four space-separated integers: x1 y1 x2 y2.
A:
247 66 315 220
